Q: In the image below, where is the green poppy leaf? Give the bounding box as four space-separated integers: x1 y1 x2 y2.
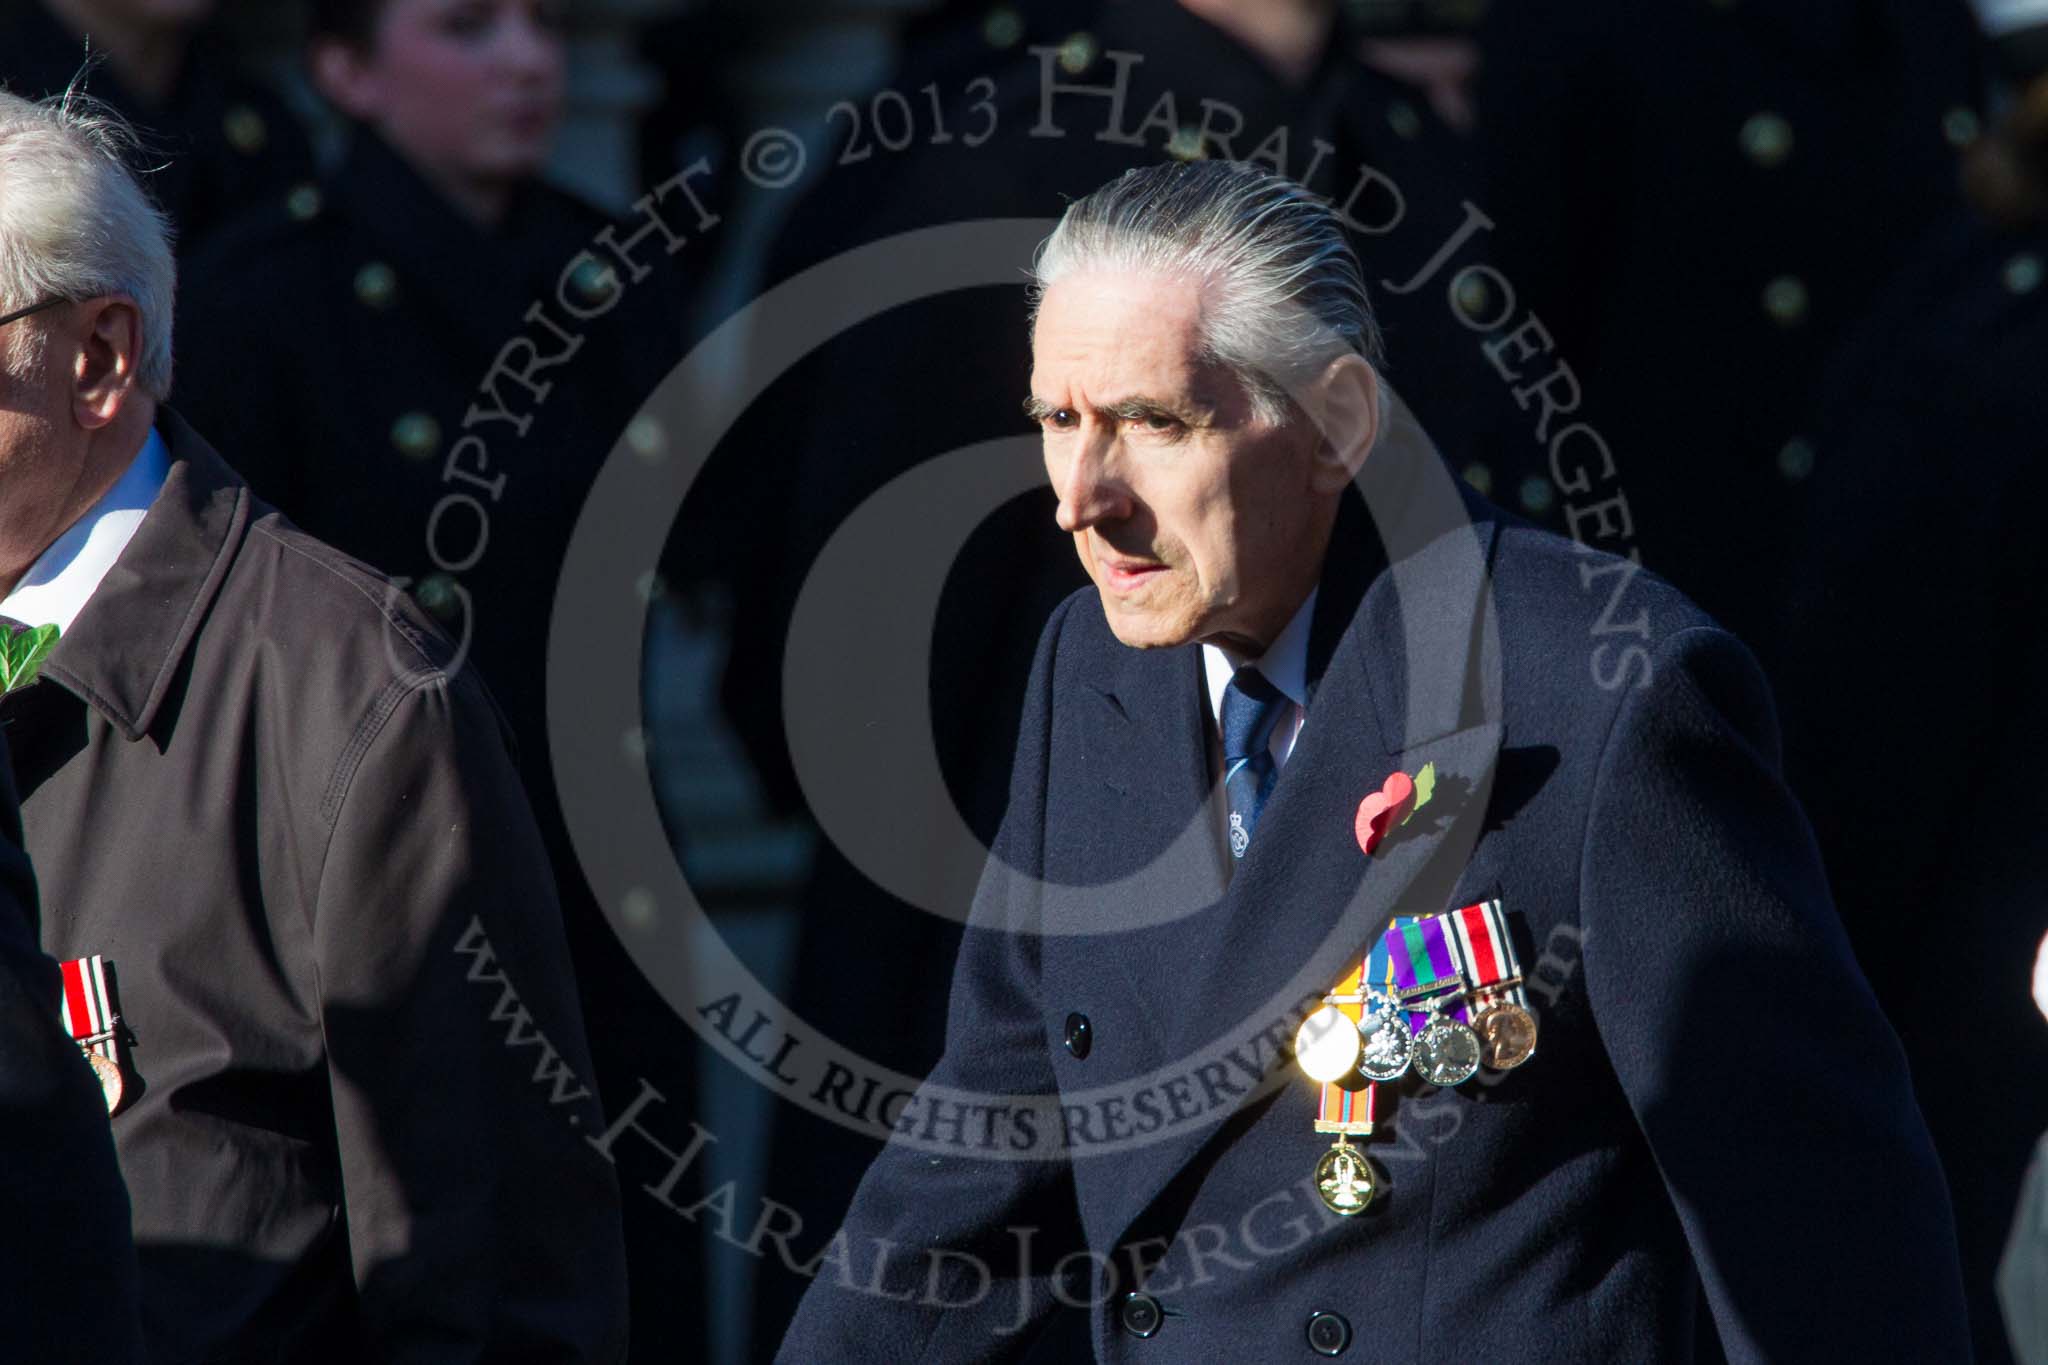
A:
0 622 60 694
1401 761 1438 825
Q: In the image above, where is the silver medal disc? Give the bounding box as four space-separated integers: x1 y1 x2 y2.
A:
1413 1018 1482 1087
1356 1009 1413 1082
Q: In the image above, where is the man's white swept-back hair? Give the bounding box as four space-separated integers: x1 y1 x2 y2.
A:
1029 159 1383 427
0 86 176 398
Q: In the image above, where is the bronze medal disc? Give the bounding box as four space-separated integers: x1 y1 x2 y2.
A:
1413 1018 1482 1087
86 1050 123 1114
1474 1000 1539 1070
1314 1142 1379 1216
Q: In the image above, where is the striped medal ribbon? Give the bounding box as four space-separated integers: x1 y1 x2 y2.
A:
58 956 124 1113
1390 915 1483 1087
1303 948 1385 1217
1442 898 1539 1070
1309 950 1377 1135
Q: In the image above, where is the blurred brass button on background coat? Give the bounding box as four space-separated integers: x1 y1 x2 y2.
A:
1740 112 1793 167
222 105 268 155
391 412 441 460
1762 275 1808 326
354 262 398 310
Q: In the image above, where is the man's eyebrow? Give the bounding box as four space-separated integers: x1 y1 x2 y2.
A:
1022 393 1220 423
1105 394 1214 424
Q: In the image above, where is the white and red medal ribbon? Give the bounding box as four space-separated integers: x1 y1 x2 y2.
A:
1443 899 1529 1013
58 955 125 1113
58 955 119 1061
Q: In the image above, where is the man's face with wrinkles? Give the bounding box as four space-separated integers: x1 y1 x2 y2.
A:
1029 269 1329 654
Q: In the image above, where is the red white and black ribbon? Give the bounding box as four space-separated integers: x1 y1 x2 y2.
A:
1443 899 1529 1013
58 955 120 1063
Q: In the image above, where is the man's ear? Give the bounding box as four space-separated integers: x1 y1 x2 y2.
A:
310 38 381 121
1307 353 1380 494
71 297 144 431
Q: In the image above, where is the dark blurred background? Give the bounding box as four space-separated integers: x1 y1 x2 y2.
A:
5 0 2046 1360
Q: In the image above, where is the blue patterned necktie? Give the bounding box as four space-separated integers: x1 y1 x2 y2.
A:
1221 665 1288 860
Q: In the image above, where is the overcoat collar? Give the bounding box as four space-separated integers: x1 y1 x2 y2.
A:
31 410 249 744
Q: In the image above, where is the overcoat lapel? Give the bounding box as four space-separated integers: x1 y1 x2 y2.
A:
1060 637 1227 1046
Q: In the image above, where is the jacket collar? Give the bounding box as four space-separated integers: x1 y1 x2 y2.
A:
36 409 250 743
0 427 170 635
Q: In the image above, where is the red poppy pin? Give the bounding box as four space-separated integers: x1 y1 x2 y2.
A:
1354 761 1437 856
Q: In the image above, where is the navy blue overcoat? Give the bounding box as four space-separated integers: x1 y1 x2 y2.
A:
782 452 1968 1362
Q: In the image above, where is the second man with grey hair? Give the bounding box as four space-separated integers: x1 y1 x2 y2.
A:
0 89 626 1360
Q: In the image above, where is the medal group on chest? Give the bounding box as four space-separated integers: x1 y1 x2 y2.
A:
1294 899 1537 1215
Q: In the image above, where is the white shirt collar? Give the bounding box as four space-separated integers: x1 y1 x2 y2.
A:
1201 587 1317 725
0 427 171 634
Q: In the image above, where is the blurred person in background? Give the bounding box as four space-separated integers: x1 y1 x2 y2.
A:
1776 3 2048 1357
1474 0 1982 674
0 0 314 262
0 85 623 1361
174 2 701 1356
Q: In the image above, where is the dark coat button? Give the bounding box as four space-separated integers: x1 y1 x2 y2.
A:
1306 1310 1352 1355
1064 1012 1092 1059
1119 1291 1161 1338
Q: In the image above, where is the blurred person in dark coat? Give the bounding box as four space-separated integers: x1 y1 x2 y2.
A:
1474 0 1982 673
0 84 623 1361
174 2 701 1356
685 2 1535 1353
0 0 314 262
0 739 141 1361
1777 7 2048 1357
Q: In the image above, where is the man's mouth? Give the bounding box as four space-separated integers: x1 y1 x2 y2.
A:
1099 556 1167 592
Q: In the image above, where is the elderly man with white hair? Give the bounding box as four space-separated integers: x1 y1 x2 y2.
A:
0 90 626 1361
780 159 1970 1362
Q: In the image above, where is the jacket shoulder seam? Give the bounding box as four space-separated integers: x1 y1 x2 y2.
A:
250 520 450 678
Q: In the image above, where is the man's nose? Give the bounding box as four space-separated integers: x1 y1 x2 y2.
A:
1052 432 1131 533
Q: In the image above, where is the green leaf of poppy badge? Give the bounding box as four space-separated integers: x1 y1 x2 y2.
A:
1400 760 1438 825
0 622 60 695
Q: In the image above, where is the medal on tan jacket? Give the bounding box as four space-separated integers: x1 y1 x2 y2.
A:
57 956 126 1114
